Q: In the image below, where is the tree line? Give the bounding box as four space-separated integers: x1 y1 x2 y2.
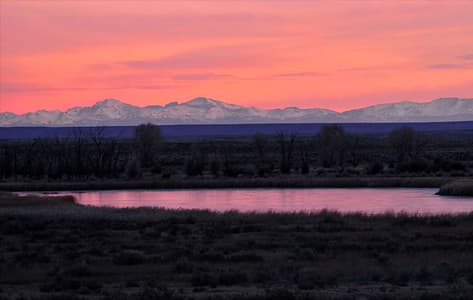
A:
0 124 470 180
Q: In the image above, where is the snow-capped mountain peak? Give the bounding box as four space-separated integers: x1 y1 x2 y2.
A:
92 99 136 110
184 97 216 106
0 97 472 126
183 97 243 110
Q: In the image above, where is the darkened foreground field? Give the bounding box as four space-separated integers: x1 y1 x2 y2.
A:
1 193 473 299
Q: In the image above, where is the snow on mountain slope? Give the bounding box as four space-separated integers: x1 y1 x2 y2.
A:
342 98 473 122
1 97 472 126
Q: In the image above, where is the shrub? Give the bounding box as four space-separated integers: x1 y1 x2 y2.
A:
367 161 384 175
113 250 147 265
63 264 92 277
438 180 473 196
199 250 225 262
175 259 194 273
400 158 430 173
136 286 184 300
125 158 141 179
296 268 338 289
185 157 205 177
192 271 218 287
218 270 248 285
210 158 220 177
227 252 264 263
264 288 297 300
151 164 162 174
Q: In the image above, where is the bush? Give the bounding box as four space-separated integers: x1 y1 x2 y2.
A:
228 252 264 262
125 158 141 179
296 268 338 289
113 250 147 265
210 158 220 177
151 164 162 174
136 286 184 300
185 157 205 177
265 288 297 300
192 271 218 287
175 259 194 273
218 270 248 286
367 161 384 175
400 158 430 173
432 158 466 172
63 264 92 277
438 180 473 196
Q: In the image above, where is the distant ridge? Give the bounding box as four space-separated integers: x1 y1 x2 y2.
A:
1 97 472 126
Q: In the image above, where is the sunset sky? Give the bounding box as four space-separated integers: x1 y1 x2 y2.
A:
1 0 473 114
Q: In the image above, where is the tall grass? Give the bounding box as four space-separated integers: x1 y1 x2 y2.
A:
438 179 473 196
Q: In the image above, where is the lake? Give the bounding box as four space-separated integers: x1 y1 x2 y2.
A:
32 188 473 214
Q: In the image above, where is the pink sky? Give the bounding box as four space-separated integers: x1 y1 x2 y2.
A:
1 0 472 114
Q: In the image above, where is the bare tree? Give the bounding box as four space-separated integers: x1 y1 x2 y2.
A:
316 125 347 167
185 143 207 176
135 123 162 168
299 140 311 174
253 132 269 176
278 132 296 174
222 143 239 177
389 127 423 165
88 127 107 177
72 128 86 177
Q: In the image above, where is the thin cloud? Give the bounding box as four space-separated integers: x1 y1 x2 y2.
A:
121 44 279 70
133 84 175 90
173 73 233 80
338 64 396 72
427 63 472 69
239 71 327 81
0 83 174 93
458 54 473 60
0 84 89 93
274 71 327 77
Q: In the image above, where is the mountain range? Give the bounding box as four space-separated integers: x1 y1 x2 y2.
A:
1 97 472 126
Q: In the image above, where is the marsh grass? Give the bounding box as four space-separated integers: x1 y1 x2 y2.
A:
0 192 75 207
438 179 473 196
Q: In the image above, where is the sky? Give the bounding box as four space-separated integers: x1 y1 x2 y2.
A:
1 0 473 114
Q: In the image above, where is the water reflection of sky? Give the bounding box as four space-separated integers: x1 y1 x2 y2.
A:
42 188 473 214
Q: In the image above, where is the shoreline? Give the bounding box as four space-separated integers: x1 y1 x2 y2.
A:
0 176 458 192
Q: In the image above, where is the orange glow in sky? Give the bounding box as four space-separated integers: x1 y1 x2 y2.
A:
1 1 472 114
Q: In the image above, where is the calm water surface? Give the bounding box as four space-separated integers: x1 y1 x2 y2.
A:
36 188 473 214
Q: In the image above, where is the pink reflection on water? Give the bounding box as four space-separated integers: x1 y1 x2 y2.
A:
59 188 473 214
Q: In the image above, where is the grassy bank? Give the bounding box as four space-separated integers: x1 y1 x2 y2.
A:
438 179 473 196
0 176 457 192
1 193 473 299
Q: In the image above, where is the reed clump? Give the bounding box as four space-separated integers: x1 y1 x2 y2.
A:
438 179 473 196
0 192 76 207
